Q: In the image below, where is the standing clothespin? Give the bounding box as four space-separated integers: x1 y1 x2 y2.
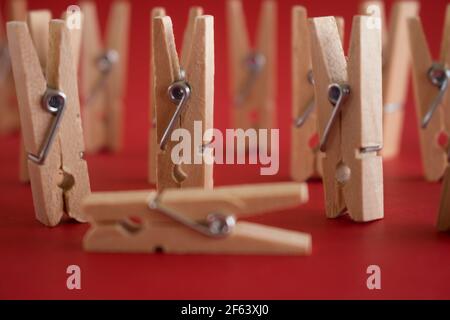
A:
360 0 419 159
80 0 130 153
0 0 27 135
309 16 384 222
7 19 91 226
83 183 312 255
153 13 214 191
149 6 203 185
438 150 450 232
290 6 344 182
227 0 276 132
408 7 450 182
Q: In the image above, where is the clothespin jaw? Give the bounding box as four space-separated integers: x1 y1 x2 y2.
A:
62 6 83 71
7 19 91 226
408 10 450 182
290 7 345 182
18 10 52 184
0 0 27 135
80 0 130 153
227 0 277 131
83 183 311 255
153 14 214 192
149 7 167 185
310 16 384 222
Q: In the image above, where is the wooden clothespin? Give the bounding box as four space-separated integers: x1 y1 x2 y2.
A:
438 150 450 232
149 6 203 185
18 10 51 184
227 0 276 131
309 16 384 222
153 13 214 191
290 6 344 182
7 19 91 227
0 0 27 135
83 183 312 255
408 7 450 182
360 0 419 159
80 0 130 153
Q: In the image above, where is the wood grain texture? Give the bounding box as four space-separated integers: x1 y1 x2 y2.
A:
8 20 91 226
83 183 311 255
408 16 447 182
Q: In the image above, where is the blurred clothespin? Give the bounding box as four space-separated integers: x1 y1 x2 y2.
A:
227 0 276 132
290 6 344 182
83 183 312 255
153 13 214 191
408 6 450 182
438 149 450 232
360 0 419 159
309 16 384 222
80 0 130 153
8 19 91 226
0 0 27 135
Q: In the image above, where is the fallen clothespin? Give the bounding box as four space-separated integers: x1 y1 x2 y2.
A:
8 19 91 226
408 6 450 182
80 0 130 153
0 0 27 135
153 13 214 191
227 0 276 132
360 0 419 159
309 16 384 222
83 182 311 255
290 6 344 182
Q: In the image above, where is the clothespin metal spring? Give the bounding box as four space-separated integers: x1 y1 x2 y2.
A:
319 83 351 152
235 52 266 106
84 49 119 106
159 71 191 151
148 198 236 238
422 63 450 129
28 88 67 165
294 70 315 128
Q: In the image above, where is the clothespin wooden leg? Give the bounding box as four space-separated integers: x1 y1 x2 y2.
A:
83 183 311 255
149 7 166 185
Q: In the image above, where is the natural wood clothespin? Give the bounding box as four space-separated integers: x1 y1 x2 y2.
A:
290 6 344 182
227 0 276 131
438 151 450 232
149 6 203 185
408 7 450 182
153 13 214 192
309 16 384 222
360 1 419 159
83 182 311 255
80 0 130 153
7 19 91 227
0 0 27 135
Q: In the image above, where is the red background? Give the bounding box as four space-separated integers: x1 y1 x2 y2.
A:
1 0 449 300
